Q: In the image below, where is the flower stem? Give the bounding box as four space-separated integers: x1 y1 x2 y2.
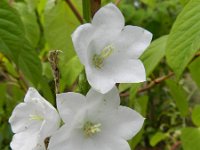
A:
82 0 91 22
65 0 84 24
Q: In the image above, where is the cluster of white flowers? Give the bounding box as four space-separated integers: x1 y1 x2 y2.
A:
9 3 152 150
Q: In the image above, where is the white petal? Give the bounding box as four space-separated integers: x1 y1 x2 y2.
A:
72 23 94 64
10 131 45 150
115 106 145 140
9 88 60 140
92 3 124 33
9 102 43 133
86 86 120 109
104 137 131 150
24 87 56 111
86 67 115 94
56 92 86 123
114 25 152 58
105 58 146 83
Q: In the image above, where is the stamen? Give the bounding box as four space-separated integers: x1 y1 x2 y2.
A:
83 121 101 137
29 114 44 121
93 44 114 69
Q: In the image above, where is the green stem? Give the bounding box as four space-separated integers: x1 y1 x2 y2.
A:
82 0 91 22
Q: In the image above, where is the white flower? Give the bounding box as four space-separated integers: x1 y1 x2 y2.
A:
48 86 144 150
9 87 60 150
72 3 152 94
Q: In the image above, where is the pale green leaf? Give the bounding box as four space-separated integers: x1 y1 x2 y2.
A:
166 0 200 78
44 1 80 62
181 127 200 150
192 105 200 127
189 57 200 90
150 132 167 147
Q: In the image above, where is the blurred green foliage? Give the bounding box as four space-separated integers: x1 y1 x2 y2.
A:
0 0 200 149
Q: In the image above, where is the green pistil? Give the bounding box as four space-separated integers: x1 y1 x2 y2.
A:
83 121 101 137
93 44 114 69
29 114 44 121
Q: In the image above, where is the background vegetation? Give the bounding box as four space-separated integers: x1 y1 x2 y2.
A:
0 0 200 149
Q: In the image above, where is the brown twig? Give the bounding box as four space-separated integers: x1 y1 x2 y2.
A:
91 0 101 17
115 0 122 6
64 0 84 24
170 141 181 150
48 50 62 94
120 72 174 97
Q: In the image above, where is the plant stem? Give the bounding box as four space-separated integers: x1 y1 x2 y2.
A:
91 0 101 17
82 0 91 22
65 0 84 24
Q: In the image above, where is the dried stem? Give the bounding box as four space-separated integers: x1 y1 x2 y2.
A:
65 0 84 24
91 0 101 17
120 72 174 97
48 50 61 94
115 0 122 6
170 141 181 150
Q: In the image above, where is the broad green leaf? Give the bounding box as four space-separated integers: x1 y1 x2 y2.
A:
166 79 188 116
44 0 79 62
150 132 167 147
14 2 40 48
189 57 200 90
181 127 200 150
18 41 42 86
0 0 24 63
0 0 42 86
60 56 83 92
141 35 167 76
192 105 200 127
166 0 200 78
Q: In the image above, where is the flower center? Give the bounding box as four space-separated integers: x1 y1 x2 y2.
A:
29 114 44 121
83 121 101 137
92 44 114 69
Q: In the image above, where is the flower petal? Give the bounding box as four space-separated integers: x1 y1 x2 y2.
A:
105 59 146 83
9 102 43 133
114 106 145 140
92 3 124 33
86 86 120 109
56 92 86 123
86 67 115 94
114 25 152 58
10 130 45 150
72 23 94 64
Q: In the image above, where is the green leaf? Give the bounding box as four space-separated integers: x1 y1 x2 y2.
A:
18 41 42 86
14 2 40 48
166 0 200 78
44 1 79 62
150 132 167 147
141 35 167 76
0 0 42 86
181 127 200 150
0 0 25 63
134 95 149 116
192 105 200 127
60 56 83 92
166 79 188 116
189 57 200 90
